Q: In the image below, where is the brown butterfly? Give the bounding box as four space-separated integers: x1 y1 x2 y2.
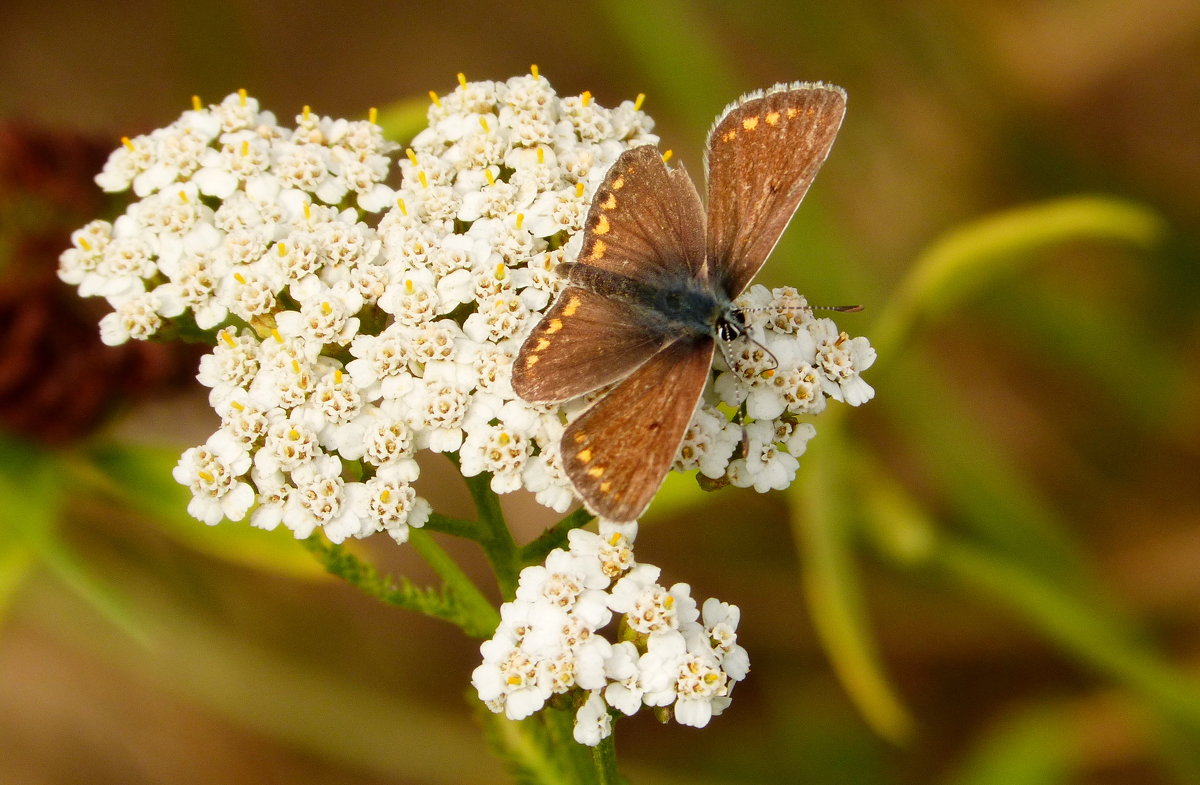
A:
512 82 846 522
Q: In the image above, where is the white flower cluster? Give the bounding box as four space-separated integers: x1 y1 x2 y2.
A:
57 71 874 544
702 284 876 493
472 526 749 745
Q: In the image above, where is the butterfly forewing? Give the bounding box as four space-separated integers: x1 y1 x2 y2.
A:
705 83 846 297
576 144 708 285
513 82 849 523
513 285 675 404
561 335 715 522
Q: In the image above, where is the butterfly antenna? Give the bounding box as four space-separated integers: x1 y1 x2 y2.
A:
740 303 863 316
715 332 742 374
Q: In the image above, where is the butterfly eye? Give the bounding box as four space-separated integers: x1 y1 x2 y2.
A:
717 309 747 342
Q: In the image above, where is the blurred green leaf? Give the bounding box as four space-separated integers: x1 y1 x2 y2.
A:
642 467 711 523
479 707 595 785
32 578 494 784
942 706 1073 785
0 436 147 639
872 196 1165 362
876 350 1103 595
0 437 55 622
303 533 499 638
375 94 435 147
0 530 35 622
984 279 1189 437
1154 714 1200 785
856 457 938 569
791 426 914 743
936 536 1200 737
82 442 324 580
598 0 740 137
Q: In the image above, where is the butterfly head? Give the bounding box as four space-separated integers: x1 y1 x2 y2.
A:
716 306 747 343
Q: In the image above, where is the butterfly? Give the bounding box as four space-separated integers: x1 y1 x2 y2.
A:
512 82 847 522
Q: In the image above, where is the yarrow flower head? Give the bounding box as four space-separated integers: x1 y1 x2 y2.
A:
59 69 873 546
59 70 876 757
471 526 749 744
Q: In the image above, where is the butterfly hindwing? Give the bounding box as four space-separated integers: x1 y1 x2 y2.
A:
577 144 708 286
513 285 674 404
513 82 849 523
705 82 846 297
561 334 715 522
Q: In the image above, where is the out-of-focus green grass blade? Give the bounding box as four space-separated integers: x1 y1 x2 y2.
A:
856 457 938 569
982 280 1188 437
0 438 54 622
598 0 740 136
936 536 1200 736
872 196 1164 362
861 454 1200 767
31 579 493 784
35 525 152 645
0 530 35 621
942 706 1072 785
876 349 1101 593
81 442 324 580
597 0 868 309
374 94 432 146
1155 715 1200 785
790 427 914 744
0 437 147 640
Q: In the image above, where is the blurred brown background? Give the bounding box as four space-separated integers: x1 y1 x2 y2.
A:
1 1 1198 783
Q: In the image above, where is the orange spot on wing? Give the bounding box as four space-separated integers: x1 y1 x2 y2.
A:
546 318 563 334
602 194 617 210
765 111 781 125
611 176 624 190
535 337 550 351
722 129 737 142
577 448 593 463
524 355 541 368
591 239 607 259
587 466 606 478
593 214 610 234
562 295 582 316
742 116 760 130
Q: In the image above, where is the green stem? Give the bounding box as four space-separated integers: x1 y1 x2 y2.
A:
542 706 596 784
520 508 595 567
408 529 499 637
591 731 620 785
461 469 521 599
423 510 487 540
302 535 496 637
481 707 593 785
